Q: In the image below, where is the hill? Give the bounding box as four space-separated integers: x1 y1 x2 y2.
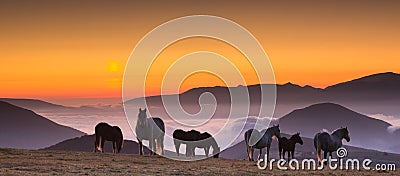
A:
0 101 85 149
0 98 105 114
44 135 152 154
278 103 398 153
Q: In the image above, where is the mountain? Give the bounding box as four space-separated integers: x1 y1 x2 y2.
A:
278 103 398 152
0 98 104 113
126 72 400 117
0 101 85 149
325 72 400 101
220 134 400 165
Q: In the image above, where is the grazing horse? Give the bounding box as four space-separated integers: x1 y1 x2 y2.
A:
173 129 220 158
94 122 123 153
244 125 281 161
173 129 200 156
314 127 350 164
135 108 165 155
278 133 303 160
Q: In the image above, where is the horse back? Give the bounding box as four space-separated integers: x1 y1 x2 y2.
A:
95 122 120 141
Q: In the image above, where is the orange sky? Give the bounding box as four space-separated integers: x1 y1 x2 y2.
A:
1 0 400 99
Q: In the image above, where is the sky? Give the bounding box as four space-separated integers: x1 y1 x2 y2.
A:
1 0 400 101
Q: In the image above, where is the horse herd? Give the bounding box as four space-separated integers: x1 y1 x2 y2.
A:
94 108 351 163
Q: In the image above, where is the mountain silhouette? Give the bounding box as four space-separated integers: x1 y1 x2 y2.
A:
0 98 104 113
0 101 85 149
278 103 398 152
325 72 400 101
125 72 400 117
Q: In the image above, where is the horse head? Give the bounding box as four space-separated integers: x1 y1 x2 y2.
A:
138 108 147 125
271 124 281 139
292 132 303 145
213 147 220 158
342 127 350 142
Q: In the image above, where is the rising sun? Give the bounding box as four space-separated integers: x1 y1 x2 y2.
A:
108 61 120 73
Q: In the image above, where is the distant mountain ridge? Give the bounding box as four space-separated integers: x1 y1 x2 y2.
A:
126 72 400 117
0 101 85 149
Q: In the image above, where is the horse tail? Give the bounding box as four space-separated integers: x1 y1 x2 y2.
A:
96 135 102 152
94 133 99 152
314 133 322 163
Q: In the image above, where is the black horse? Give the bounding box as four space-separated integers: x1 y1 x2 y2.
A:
314 127 350 164
278 133 303 160
94 122 123 153
173 129 220 158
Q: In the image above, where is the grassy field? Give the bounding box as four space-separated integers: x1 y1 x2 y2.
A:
0 148 398 175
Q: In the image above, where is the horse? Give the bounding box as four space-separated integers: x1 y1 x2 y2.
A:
278 132 303 160
188 132 220 158
244 124 281 161
135 108 165 155
314 127 350 164
173 129 220 158
173 129 200 156
94 122 123 153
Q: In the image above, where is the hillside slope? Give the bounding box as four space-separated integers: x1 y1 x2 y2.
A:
0 101 85 149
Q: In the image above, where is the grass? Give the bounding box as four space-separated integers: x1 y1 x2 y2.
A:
0 148 398 175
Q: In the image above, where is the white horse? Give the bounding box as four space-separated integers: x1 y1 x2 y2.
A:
135 108 165 155
314 127 350 164
244 125 281 161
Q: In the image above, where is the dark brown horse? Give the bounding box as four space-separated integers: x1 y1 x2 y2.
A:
94 122 123 153
278 133 303 160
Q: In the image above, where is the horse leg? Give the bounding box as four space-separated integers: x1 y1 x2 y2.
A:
175 142 180 156
112 141 116 153
283 150 286 160
185 144 190 157
257 148 262 161
205 147 209 157
248 147 254 161
149 138 156 155
323 151 327 160
100 139 105 153
266 146 270 162
246 146 250 161
94 135 99 153
317 148 322 165
137 138 143 155
159 136 165 155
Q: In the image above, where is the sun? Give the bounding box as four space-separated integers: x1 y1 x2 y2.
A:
108 61 120 73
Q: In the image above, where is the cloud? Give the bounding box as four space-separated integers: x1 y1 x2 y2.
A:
368 114 400 134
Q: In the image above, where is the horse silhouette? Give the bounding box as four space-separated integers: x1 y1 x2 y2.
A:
314 127 350 164
244 125 281 161
94 122 123 153
173 129 220 158
135 108 165 155
278 132 303 160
